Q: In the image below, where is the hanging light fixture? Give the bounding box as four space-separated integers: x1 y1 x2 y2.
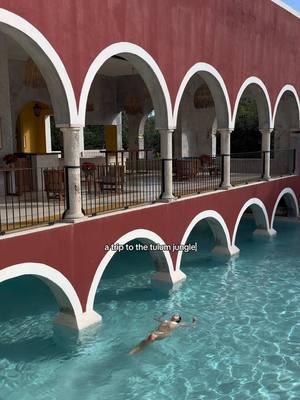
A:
24 58 46 89
194 83 214 109
124 95 143 115
33 102 42 117
124 66 143 115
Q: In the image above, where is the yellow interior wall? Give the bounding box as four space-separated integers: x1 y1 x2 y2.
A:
18 101 52 154
104 125 118 151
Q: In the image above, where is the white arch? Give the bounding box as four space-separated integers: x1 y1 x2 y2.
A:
232 198 271 246
173 62 232 129
271 187 299 228
232 77 273 129
175 210 236 271
79 42 173 128
0 8 78 125
0 262 83 320
272 85 300 127
86 229 175 312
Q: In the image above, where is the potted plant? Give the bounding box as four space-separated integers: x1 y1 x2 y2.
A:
3 153 18 167
82 161 96 177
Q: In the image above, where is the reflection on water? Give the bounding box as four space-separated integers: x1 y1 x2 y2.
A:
0 219 300 399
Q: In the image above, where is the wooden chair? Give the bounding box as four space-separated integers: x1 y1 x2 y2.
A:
98 165 124 192
199 154 220 176
174 159 199 180
43 169 65 200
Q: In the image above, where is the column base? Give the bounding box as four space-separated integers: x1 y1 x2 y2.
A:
261 176 271 181
253 228 277 237
212 245 240 256
62 210 87 223
54 310 102 331
158 194 176 203
219 183 232 190
151 270 186 290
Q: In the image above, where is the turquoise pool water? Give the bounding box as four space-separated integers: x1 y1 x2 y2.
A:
0 218 300 400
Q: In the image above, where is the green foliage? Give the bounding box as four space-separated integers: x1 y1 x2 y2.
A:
122 112 129 150
50 117 63 152
84 125 105 149
50 118 105 151
231 98 261 154
144 115 160 154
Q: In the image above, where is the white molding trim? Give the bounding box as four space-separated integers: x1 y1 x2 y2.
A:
271 187 299 228
0 8 78 125
86 229 174 312
173 62 232 128
272 84 300 127
232 77 273 129
0 262 83 319
175 210 232 271
271 0 300 19
79 42 173 128
232 198 270 246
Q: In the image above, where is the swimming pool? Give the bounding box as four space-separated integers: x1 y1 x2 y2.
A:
0 218 299 399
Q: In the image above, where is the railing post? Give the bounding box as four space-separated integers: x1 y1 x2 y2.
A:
261 151 266 179
293 148 296 174
159 129 175 201
260 128 272 180
60 126 85 221
218 128 233 189
291 130 300 175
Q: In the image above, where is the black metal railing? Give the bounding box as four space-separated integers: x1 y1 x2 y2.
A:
173 156 222 197
270 148 296 177
0 148 296 234
230 151 262 185
0 167 65 234
81 159 161 216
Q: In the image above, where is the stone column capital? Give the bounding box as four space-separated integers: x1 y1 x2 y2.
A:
218 128 233 136
259 128 273 136
59 126 83 135
158 128 174 135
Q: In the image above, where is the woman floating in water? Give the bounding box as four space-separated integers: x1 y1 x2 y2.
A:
129 314 196 355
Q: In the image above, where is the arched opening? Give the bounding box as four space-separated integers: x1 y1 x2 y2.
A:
172 64 230 195
272 88 300 176
93 239 169 310
78 45 171 212
231 80 272 185
232 200 271 248
176 212 236 273
0 30 70 155
0 263 84 332
0 275 68 362
173 67 229 158
272 189 299 232
87 230 178 314
0 12 76 232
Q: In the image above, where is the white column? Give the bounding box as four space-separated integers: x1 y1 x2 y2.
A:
112 112 123 151
138 134 144 158
138 115 147 159
60 127 85 221
219 128 232 189
260 128 272 180
79 127 84 156
159 129 175 201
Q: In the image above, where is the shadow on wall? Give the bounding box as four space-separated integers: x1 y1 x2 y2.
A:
0 276 56 322
180 220 217 268
234 212 258 247
101 239 156 279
